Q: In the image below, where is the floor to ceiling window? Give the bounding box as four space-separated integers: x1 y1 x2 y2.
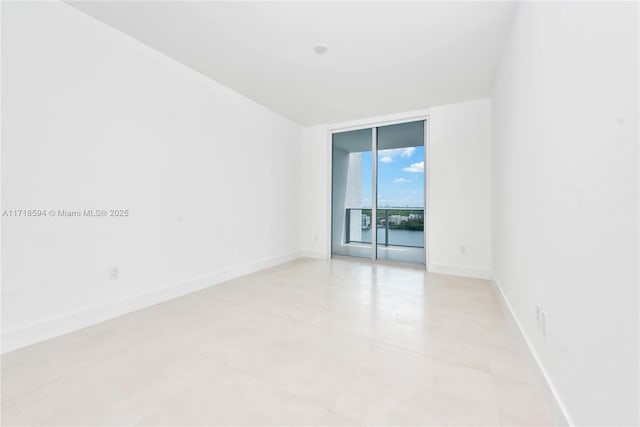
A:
331 120 426 264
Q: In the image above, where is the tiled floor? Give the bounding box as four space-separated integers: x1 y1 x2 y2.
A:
1 258 553 426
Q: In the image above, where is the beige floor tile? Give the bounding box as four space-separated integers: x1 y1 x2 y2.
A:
245 329 371 408
489 346 537 384
169 308 321 368
253 290 398 339
1 394 32 427
1 316 159 398
168 306 370 410
1 292 223 399
332 343 500 426
373 315 492 370
483 324 526 353
10 338 218 426
138 363 343 426
493 376 554 426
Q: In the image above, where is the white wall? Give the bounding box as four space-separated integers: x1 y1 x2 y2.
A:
491 2 639 425
429 99 492 278
1 2 302 352
299 125 331 259
299 100 492 279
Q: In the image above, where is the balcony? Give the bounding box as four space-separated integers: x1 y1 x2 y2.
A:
345 208 425 249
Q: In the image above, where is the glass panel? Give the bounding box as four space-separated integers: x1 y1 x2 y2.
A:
375 121 425 263
332 128 373 259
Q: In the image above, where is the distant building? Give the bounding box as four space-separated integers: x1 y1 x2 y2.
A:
389 214 409 226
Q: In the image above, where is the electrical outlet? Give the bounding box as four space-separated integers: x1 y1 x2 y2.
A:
109 266 119 280
540 310 547 336
536 304 542 326
460 246 466 253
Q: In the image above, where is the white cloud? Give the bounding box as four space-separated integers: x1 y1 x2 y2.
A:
379 148 399 157
379 146 417 159
379 156 393 164
403 161 424 173
401 147 416 157
394 178 409 183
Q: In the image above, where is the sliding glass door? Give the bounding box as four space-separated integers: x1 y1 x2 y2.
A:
331 120 426 264
331 128 373 259
376 121 425 263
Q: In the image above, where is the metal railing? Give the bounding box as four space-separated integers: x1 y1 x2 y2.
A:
345 208 424 248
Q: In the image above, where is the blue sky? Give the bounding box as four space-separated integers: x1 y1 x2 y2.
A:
360 146 424 208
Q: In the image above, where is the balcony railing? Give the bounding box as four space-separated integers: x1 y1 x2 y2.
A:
345 208 424 248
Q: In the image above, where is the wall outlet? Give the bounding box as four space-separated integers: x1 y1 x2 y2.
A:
536 304 542 326
460 245 466 253
109 266 119 280
540 310 547 336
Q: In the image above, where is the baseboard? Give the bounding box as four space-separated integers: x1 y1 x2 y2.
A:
428 263 491 280
299 250 329 259
492 276 574 427
1 251 302 354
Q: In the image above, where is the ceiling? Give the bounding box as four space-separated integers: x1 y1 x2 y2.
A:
68 1 516 126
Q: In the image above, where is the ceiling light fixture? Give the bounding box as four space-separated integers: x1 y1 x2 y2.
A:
314 44 328 54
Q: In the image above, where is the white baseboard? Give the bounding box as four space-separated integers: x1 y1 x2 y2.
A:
1 251 302 354
492 276 573 427
299 250 329 259
428 263 491 280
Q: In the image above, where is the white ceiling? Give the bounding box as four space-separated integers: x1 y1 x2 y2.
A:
68 1 516 126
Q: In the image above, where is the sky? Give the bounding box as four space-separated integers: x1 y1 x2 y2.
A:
360 145 424 208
